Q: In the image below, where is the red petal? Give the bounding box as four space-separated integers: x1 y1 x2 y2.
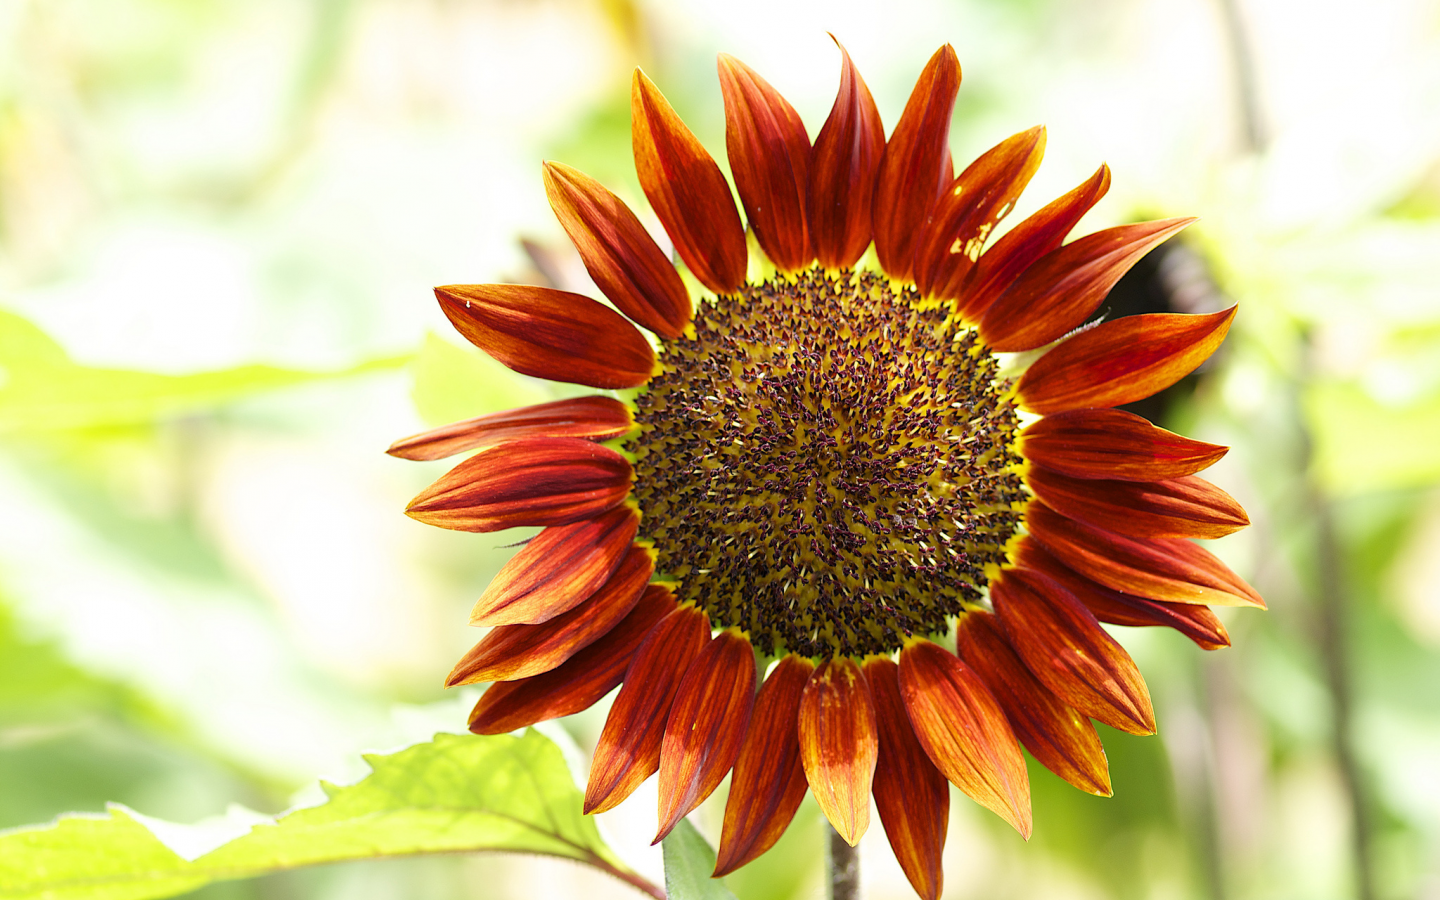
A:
808 37 886 270
713 655 815 876
898 640 1031 838
957 164 1110 321
469 506 639 626
1016 537 1230 650
991 566 1155 735
980 218 1196 352
798 658 879 846
467 584 676 734
655 629 756 841
913 126 1046 301
1016 307 1237 414
435 284 655 389
387 396 633 463
632 69 747 295
543 162 692 338
1026 499 1265 608
1020 408 1229 481
1026 467 1249 540
718 54 812 272
447 544 653 684
872 45 962 282
586 605 711 814
405 436 632 533
955 611 1111 796
864 657 949 900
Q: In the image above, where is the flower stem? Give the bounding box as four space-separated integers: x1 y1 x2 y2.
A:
828 824 860 900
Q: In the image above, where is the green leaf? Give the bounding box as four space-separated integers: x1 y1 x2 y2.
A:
409 332 549 426
0 730 660 900
0 309 408 433
662 819 738 900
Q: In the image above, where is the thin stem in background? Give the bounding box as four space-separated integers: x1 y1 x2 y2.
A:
828 825 860 900
1299 332 1377 900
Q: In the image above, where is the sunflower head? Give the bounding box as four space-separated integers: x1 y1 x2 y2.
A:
389 38 1262 900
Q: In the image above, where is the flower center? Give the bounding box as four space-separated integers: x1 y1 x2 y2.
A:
629 268 1025 659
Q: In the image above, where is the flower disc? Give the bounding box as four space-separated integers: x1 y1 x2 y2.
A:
631 268 1026 658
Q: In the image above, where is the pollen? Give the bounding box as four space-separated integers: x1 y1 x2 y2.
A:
629 268 1027 658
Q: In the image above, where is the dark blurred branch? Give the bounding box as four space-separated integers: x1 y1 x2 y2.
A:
829 826 860 900
1299 332 1376 900
1214 0 1267 153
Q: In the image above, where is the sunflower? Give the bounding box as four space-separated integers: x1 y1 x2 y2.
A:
389 39 1263 900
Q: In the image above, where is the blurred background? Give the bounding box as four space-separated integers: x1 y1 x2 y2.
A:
2 0 1439 898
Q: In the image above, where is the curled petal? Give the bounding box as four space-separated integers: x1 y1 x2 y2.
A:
714 655 815 876
467 584 676 734
387 396 633 462
632 69 747 295
405 436 632 533
798 658 879 847
913 126 1046 301
435 284 655 389
543 162 692 338
1016 307 1237 415
991 566 1155 735
1026 467 1249 540
1016 537 1230 650
898 640 1032 838
1027 500 1265 608
719 54 812 272
864 657 949 900
808 36 886 269
586 605 711 814
655 629 756 842
448 544 653 684
980 218 1197 352
1020 408 1228 481
958 164 1111 321
872 44 962 282
469 505 639 626
955 611 1112 795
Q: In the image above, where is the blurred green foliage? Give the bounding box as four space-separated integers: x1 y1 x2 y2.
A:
1 0 1439 899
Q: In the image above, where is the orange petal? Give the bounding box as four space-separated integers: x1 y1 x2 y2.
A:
448 544 653 684
655 629 757 841
808 36 885 270
713 655 815 876
1026 467 1249 540
898 640 1032 838
979 218 1197 352
1016 307 1237 414
864 657 948 900
632 69 747 295
957 164 1111 321
467 584 676 734
991 566 1156 735
435 284 655 389
470 505 640 626
872 44 961 282
586 605 711 814
1016 537 1230 650
955 611 1112 795
912 126 1046 302
1020 408 1228 481
543 162 693 338
798 658 879 847
718 54 812 272
1026 499 1265 608
405 436 632 533
387 396 633 463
